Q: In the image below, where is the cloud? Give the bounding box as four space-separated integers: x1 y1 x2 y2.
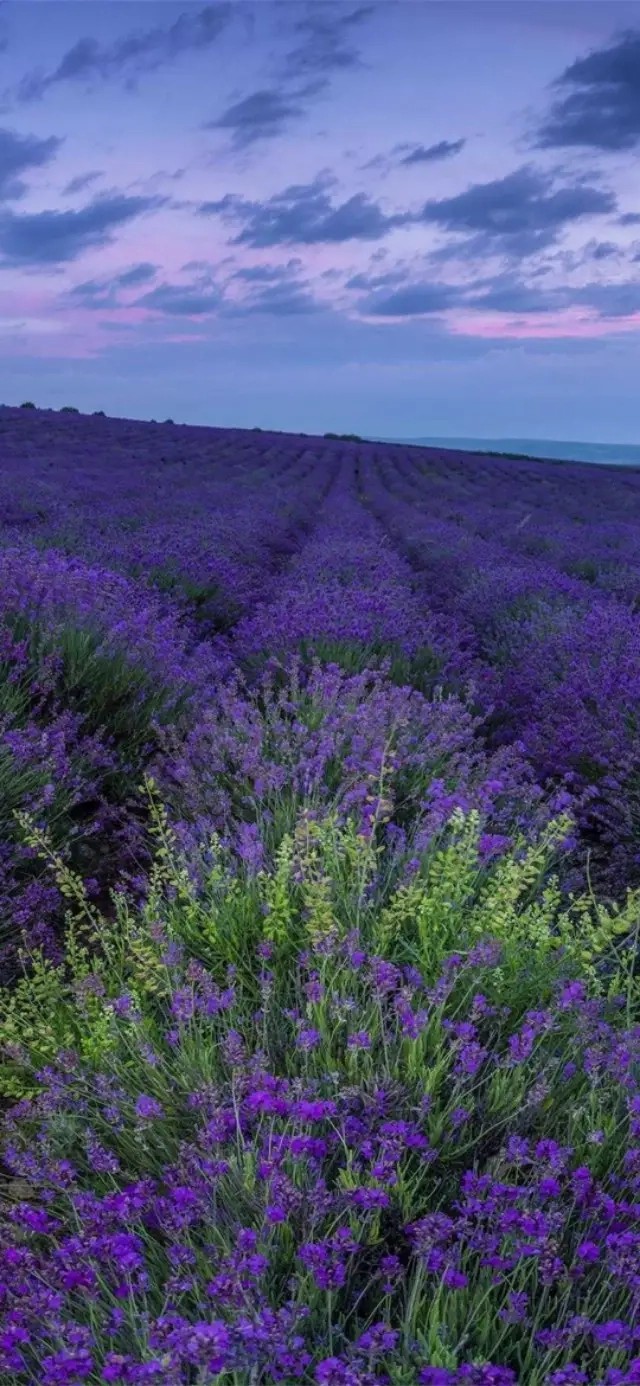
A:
198 174 411 246
355 262 640 323
0 193 166 266
345 268 404 290
360 282 460 316
128 258 319 318
13 4 231 103
585 239 620 261
205 5 375 148
0 125 62 201
571 280 640 317
619 212 640 225
536 29 640 151
203 88 313 147
231 260 303 282
418 165 616 254
62 170 103 197
466 276 570 314
230 282 320 316
277 3 375 83
134 279 222 316
114 262 158 288
396 138 466 166
68 262 158 306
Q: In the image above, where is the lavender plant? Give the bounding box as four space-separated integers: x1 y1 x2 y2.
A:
1 798 640 1384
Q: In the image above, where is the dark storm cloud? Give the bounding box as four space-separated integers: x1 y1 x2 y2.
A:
13 4 231 103
0 193 166 266
536 29 640 151
396 138 466 166
198 174 411 246
418 165 616 254
0 125 62 201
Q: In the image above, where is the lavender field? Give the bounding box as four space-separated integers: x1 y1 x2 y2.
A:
2 405 640 1384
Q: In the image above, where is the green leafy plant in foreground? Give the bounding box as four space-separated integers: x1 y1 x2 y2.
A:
2 787 637 1101
2 791 640 1381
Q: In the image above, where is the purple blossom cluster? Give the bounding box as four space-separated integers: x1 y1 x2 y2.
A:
2 922 640 1383
157 658 548 874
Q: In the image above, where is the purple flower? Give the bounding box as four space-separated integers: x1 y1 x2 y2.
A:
576 1239 600 1263
134 1094 163 1121
356 1323 399 1357
592 1319 632 1348
315 1357 360 1385
266 1204 287 1224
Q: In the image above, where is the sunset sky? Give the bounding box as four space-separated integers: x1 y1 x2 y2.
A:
2 0 640 439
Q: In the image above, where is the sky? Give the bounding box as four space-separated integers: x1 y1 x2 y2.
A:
2 1 640 440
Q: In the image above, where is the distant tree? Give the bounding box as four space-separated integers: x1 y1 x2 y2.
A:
20 401 36 409
93 410 106 416
252 426 263 431
164 418 174 425
324 430 363 442
60 405 79 413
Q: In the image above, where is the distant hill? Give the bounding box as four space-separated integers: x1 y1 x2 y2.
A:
367 434 640 467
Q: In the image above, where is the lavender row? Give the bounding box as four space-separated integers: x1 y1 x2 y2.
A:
359 443 640 887
0 408 336 636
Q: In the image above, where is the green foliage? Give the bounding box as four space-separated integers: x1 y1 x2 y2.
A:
0 616 187 954
60 405 80 413
3 612 183 764
19 400 36 408
296 638 445 695
3 794 637 1101
147 564 241 633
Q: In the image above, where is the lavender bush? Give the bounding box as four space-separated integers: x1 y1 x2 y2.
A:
1 798 640 1383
